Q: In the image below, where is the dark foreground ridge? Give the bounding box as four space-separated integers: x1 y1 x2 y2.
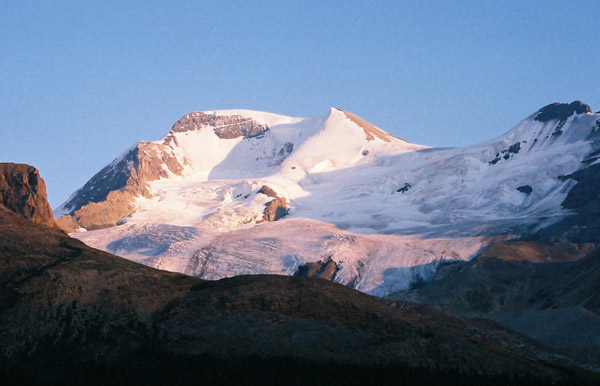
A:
1 164 598 385
0 355 575 386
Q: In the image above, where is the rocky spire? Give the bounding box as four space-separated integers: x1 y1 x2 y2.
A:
0 163 55 227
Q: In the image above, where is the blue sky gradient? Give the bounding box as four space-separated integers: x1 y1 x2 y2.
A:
1 0 598 207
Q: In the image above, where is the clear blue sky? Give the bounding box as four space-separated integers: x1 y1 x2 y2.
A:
1 0 598 208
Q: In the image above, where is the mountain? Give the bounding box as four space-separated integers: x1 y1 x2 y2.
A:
3 163 592 385
56 102 600 298
55 108 423 230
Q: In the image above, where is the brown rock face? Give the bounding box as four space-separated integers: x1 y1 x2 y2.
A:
257 185 289 222
294 257 339 280
167 111 269 141
339 109 402 143
70 190 137 230
59 142 184 230
0 163 54 227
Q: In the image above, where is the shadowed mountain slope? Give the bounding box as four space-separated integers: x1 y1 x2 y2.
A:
389 240 600 367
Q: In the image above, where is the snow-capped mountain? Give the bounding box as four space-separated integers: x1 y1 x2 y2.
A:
57 102 600 296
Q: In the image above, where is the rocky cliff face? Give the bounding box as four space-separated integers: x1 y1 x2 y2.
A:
257 185 289 222
0 163 54 227
167 111 270 140
294 257 339 280
57 142 184 230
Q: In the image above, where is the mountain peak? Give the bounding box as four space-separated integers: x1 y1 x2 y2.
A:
534 101 592 122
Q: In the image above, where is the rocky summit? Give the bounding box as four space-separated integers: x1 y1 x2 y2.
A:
535 101 592 122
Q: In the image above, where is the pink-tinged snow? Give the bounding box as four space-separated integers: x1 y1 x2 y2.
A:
75 218 489 296
71 108 600 296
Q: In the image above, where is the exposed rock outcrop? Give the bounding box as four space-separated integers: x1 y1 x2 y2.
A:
294 257 339 280
536 163 600 243
561 163 600 210
65 189 138 231
0 163 54 227
257 185 289 222
488 141 522 165
338 108 400 142
58 142 184 230
535 101 592 122
167 111 269 141
516 185 532 195
396 183 412 193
